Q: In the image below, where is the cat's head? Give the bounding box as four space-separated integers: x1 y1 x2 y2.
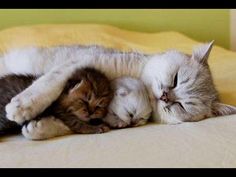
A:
60 67 113 122
106 77 152 127
141 41 236 124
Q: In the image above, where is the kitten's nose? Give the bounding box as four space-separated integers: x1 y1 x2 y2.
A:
88 108 94 115
160 91 169 103
129 113 134 118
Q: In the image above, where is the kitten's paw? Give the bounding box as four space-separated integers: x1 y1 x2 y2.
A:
6 96 37 125
97 124 110 133
22 120 46 140
108 119 129 128
131 118 147 127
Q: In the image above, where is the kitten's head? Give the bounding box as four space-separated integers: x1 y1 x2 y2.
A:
142 41 236 124
106 77 152 127
60 67 113 122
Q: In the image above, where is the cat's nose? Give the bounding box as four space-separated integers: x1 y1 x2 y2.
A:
129 113 134 118
88 108 94 115
160 91 169 103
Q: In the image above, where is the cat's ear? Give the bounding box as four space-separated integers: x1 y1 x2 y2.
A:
116 87 131 97
63 79 83 93
212 102 236 117
192 40 214 64
69 80 84 93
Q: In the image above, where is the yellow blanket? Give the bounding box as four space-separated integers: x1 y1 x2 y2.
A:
0 24 236 168
0 24 235 105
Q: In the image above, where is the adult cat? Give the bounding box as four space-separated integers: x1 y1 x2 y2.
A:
1 42 236 125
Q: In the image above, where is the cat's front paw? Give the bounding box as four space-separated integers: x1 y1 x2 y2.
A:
22 120 46 140
107 118 129 128
131 118 148 127
97 124 110 133
5 96 36 125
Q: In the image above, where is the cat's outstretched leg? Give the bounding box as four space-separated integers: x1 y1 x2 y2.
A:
103 115 129 128
22 116 110 140
5 60 88 125
64 120 110 134
22 116 72 140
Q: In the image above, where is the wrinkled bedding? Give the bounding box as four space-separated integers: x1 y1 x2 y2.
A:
0 24 235 167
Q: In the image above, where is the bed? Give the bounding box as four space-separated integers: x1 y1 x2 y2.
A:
0 24 235 167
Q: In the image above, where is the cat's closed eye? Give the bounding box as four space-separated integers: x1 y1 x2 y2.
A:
95 105 102 110
171 72 178 89
97 100 109 108
82 100 89 107
110 110 118 117
173 101 185 111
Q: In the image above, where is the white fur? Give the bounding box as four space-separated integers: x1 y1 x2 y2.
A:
141 45 217 124
22 116 72 140
104 77 152 128
141 51 192 123
1 44 235 126
2 46 149 124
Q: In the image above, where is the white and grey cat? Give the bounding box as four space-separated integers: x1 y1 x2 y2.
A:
1 41 236 127
104 77 152 128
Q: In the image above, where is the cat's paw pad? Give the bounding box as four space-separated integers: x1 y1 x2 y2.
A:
5 97 35 125
97 124 110 133
22 121 45 140
131 118 147 127
110 119 129 128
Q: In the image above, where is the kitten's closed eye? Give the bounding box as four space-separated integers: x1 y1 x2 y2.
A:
97 99 110 108
110 110 118 117
96 104 105 109
97 103 106 108
82 100 89 107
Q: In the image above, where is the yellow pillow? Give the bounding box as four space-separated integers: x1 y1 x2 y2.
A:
0 24 235 105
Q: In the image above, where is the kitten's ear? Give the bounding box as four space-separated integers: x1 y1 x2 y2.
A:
212 102 236 117
192 40 214 64
116 87 131 97
64 79 83 93
69 80 84 93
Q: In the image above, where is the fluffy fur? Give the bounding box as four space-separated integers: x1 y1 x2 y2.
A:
0 75 36 135
141 42 236 123
104 77 152 128
0 67 112 140
1 43 235 125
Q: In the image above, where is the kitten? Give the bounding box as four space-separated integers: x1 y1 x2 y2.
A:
104 77 152 128
0 67 113 140
2 42 236 126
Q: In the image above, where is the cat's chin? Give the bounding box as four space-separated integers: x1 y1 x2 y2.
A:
150 101 183 125
151 112 182 125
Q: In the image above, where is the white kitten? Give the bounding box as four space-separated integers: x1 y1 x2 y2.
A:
104 77 152 128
